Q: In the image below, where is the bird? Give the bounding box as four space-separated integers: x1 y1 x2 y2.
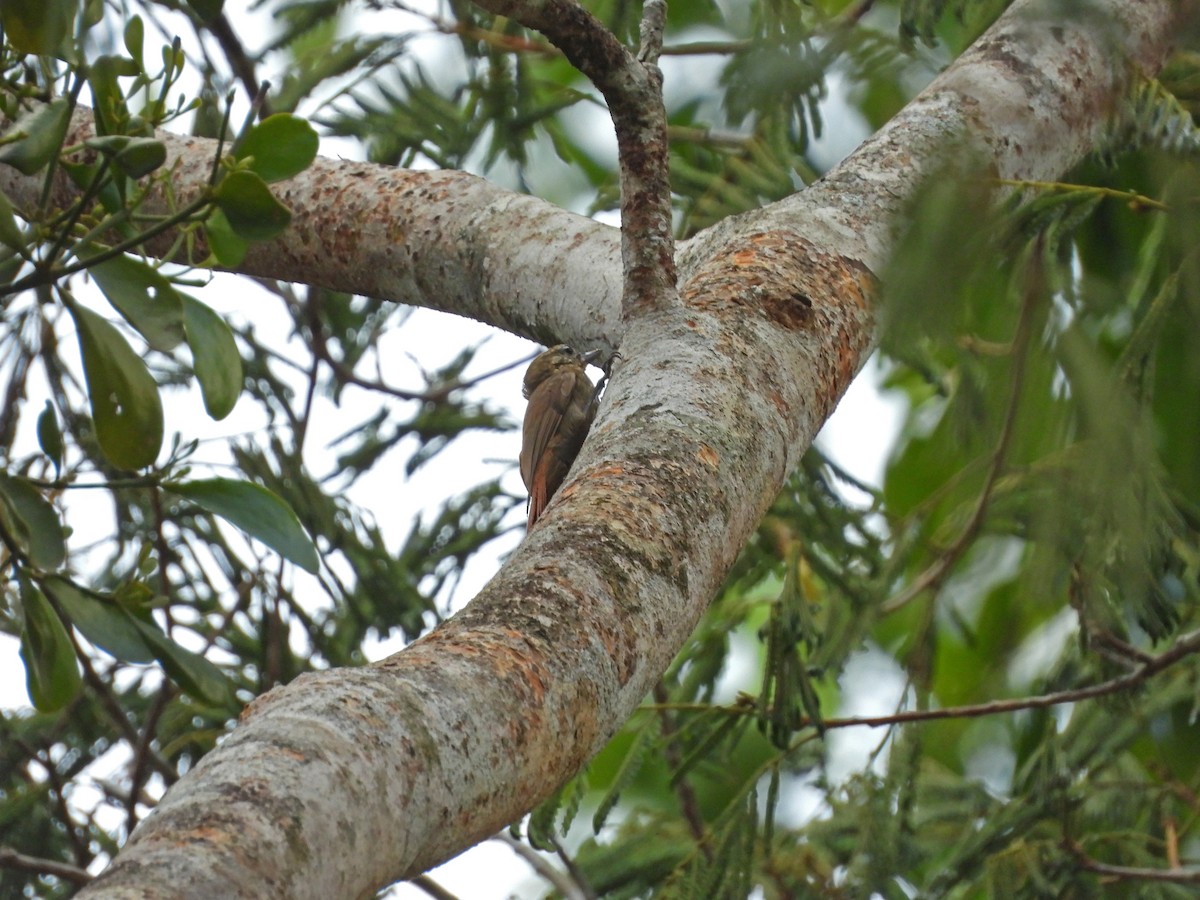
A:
520 345 601 529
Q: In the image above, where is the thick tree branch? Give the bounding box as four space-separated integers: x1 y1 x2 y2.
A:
59 0 1195 897
0 114 624 354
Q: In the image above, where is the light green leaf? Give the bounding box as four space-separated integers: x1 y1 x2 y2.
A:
44 576 155 664
165 477 319 573
212 170 292 241
0 0 76 56
85 136 167 178
67 302 164 470
0 99 71 175
204 207 248 267
123 15 145 70
181 295 242 419
236 114 319 183
0 473 66 571
19 579 81 712
88 253 186 351
88 56 140 136
0 190 25 250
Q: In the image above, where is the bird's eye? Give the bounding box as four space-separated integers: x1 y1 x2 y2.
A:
561 346 574 355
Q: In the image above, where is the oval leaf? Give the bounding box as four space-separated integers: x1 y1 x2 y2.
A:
165 478 318 573
0 473 66 571
181 295 242 419
212 170 292 241
115 138 167 178
0 99 71 175
123 15 145 69
130 617 231 706
44 576 154 663
203 207 248 267
67 302 164 470
0 0 76 56
88 253 186 351
19 579 81 712
236 114 319 183
0 189 25 250
36 401 64 476
84 135 167 179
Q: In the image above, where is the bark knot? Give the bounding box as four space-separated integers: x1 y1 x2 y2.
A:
681 231 874 332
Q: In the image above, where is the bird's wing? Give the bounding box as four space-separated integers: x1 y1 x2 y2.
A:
519 369 577 490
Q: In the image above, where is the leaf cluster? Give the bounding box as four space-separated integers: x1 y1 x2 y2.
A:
0 6 522 895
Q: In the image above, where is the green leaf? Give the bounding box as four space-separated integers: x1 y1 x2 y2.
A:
204 207 248 266
0 99 71 175
165 478 319 573
114 138 166 178
0 190 25 250
181 295 242 419
88 56 140 136
236 114 319 183
212 170 292 241
18 579 81 712
36 401 64 476
123 15 145 70
43 576 155 663
67 302 164 470
0 473 66 571
85 136 167 178
130 617 231 705
0 0 76 56
88 253 186 351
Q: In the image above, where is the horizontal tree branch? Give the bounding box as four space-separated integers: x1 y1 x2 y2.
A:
654 628 1200 731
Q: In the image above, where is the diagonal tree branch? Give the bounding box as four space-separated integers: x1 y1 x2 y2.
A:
53 0 1196 896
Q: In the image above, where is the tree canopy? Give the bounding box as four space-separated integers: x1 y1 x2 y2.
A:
2 0 1200 897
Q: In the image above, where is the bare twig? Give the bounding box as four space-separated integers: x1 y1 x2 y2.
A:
549 834 598 900
497 833 591 900
0 847 91 886
881 247 1042 614
1063 838 1200 883
649 628 1200 730
652 682 709 858
638 0 667 64
408 874 461 900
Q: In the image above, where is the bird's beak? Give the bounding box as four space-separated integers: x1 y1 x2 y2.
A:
581 349 603 366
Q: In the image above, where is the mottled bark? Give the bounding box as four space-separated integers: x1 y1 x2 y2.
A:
37 0 1190 896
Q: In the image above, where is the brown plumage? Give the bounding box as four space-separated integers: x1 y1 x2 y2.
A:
520 345 600 529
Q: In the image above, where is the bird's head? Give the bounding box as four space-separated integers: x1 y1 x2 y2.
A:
522 345 600 397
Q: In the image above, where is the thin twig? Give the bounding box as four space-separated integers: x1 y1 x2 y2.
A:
646 628 1200 730
0 846 91 886
638 0 667 64
496 833 590 900
881 247 1042 614
408 874 460 900
1063 838 1200 883
652 682 710 857
549 834 599 900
